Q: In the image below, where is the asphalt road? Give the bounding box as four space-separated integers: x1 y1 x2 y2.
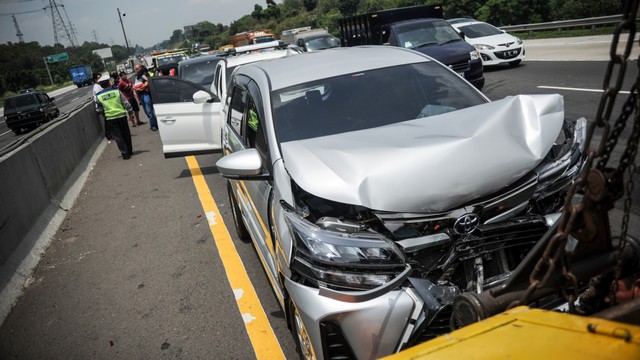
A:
0 36 639 360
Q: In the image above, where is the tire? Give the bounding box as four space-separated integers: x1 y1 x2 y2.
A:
509 59 522 67
12 127 22 135
54 109 60 118
227 180 250 242
43 115 51 123
288 298 316 360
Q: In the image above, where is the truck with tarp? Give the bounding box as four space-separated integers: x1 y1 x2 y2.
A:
69 65 93 87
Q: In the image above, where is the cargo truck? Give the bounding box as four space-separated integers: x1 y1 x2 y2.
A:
229 30 275 47
69 65 93 88
338 4 484 89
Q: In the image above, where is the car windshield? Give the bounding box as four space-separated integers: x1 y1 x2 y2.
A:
180 58 220 86
157 54 187 66
460 23 503 38
272 62 487 143
305 36 341 51
397 21 461 49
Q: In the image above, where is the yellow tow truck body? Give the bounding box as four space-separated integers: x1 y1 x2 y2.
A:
383 306 640 360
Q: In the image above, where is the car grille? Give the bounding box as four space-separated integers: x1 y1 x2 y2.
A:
448 60 470 73
320 321 357 360
494 48 522 59
407 305 453 346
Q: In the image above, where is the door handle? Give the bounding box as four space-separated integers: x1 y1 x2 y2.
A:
160 117 176 123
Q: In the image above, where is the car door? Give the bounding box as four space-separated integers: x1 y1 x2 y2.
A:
148 76 223 158
224 76 278 280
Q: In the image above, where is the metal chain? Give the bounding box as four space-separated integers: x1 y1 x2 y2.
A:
517 0 640 309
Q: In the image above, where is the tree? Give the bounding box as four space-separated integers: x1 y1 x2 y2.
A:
168 29 185 48
302 0 318 11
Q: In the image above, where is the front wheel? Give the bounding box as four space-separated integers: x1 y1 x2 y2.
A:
288 298 316 360
227 180 250 242
12 127 22 135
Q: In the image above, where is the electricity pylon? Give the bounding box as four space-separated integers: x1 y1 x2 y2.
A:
48 0 76 47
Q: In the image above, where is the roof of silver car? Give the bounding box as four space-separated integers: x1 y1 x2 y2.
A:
245 46 433 90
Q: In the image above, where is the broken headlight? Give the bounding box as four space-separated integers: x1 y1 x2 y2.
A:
282 204 406 290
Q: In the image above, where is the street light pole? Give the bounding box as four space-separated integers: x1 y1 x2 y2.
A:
117 8 131 55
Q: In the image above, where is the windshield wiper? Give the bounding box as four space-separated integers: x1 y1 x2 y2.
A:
411 41 439 49
440 39 462 45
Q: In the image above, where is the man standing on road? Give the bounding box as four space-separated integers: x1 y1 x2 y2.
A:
93 73 114 141
117 71 145 127
95 75 136 159
133 64 159 131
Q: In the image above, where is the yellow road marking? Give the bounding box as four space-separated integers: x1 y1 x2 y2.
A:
186 156 285 360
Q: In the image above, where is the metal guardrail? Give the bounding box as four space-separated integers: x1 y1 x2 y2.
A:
501 14 623 33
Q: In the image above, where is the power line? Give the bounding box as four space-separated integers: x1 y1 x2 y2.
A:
0 8 45 15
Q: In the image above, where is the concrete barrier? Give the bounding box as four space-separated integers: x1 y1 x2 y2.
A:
0 102 103 269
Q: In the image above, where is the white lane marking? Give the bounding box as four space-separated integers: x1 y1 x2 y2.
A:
1 130 11 136
206 211 218 225
538 85 631 94
234 289 244 300
70 97 79 102
242 313 257 324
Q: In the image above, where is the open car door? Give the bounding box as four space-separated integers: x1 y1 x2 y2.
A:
148 76 223 158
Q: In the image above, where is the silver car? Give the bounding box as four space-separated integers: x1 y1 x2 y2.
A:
216 46 585 359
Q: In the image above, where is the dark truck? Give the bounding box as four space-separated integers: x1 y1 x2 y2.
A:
3 89 59 135
338 4 484 89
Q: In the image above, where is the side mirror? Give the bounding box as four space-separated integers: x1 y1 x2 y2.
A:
216 148 270 180
193 90 217 104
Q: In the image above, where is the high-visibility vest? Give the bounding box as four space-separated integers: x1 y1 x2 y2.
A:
97 88 127 120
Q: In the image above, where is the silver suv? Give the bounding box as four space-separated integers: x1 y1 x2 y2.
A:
216 46 585 359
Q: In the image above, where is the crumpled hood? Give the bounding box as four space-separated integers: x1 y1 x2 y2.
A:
280 94 564 213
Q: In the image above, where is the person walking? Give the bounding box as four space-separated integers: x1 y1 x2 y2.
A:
117 71 145 127
133 64 159 131
95 76 136 159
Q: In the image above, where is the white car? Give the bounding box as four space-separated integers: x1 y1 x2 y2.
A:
451 21 525 67
211 41 302 101
215 47 585 359
147 41 298 158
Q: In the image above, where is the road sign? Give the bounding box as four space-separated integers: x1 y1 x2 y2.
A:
46 52 69 63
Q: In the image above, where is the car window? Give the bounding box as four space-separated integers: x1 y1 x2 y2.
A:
272 61 486 143
150 77 210 104
460 23 503 38
225 66 237 88
228 85 246 136
180 58 220 87
12 94 38 107
305 36 341 51
397 20 461 49
227 83 269 165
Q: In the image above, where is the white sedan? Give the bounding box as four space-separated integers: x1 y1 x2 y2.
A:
452 21 525 67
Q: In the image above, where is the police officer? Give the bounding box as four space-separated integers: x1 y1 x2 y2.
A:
95 75 136 159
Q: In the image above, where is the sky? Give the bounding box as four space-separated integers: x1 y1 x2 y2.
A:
0 0 277 48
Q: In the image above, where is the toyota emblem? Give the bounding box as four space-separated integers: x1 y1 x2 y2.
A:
454 213 480 234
